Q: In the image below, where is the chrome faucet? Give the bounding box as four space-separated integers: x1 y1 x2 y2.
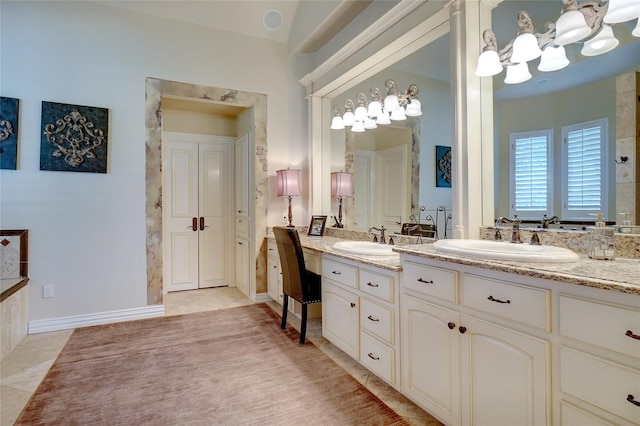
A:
540 214 560 229
495 215 522 243
369 226 387 244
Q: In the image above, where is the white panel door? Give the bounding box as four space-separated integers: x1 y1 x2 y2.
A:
164 134 233 292
354 151 374 231
377 145 409 233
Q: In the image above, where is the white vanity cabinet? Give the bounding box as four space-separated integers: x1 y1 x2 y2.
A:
400 254 551 426
321 254 401 389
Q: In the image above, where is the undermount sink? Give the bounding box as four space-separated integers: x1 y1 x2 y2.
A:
433 239 580 263
332 241 395 256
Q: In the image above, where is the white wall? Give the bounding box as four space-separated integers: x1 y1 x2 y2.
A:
0 1 307 322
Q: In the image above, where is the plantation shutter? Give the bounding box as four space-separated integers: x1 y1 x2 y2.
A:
562 119 607 219
510 130 551 219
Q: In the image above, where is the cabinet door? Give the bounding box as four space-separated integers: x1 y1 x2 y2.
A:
234 238 250 295
267 255 282 304
322 282 359 359
401 294 460 425
234 133 249 217
460 315 550 426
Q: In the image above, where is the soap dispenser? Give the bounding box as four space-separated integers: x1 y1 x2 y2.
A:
587 213 615 260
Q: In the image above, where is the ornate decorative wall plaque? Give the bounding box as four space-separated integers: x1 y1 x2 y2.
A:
40 101 109 173
0 97 20 170
435 145 452 188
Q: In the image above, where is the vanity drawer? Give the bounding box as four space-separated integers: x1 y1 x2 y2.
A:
322 257 358 288
360 297 394 344
561 346 640 424
461 274 550 331
402 261 458 303
560 295 640 359
359 269 394 303
360 331 395 385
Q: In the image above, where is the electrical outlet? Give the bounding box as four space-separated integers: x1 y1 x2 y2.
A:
43 285 54 298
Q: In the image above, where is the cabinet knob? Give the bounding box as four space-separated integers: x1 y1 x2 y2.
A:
448 322 455 330
459 326 467 334
350 302 356 308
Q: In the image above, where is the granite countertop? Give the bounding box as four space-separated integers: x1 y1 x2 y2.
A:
393 244 640 295
268 234 639 295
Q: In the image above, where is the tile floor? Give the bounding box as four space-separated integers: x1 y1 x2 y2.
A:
1 287 441 425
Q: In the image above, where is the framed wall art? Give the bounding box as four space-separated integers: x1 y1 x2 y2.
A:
0 97 20 170
40 101 109 173
435 145 452 188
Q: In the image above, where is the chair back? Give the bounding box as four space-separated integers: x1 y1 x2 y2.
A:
273 226 307 301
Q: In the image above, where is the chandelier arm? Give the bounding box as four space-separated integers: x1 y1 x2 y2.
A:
344 98 355 111
385 79 398 95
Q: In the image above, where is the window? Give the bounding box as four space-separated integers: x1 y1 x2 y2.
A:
561 118 608 220
510 129 552 219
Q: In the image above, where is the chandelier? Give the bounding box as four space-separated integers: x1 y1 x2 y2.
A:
475 0 640 84
330 79 422 132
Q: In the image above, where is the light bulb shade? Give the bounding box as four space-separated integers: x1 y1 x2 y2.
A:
351 121 365 132
342 111 355 127
604 0 640 23
390 108 406 121
476 50 503 77
581 25 619 56
363 118 377 129
554 10 592 45
276 168 301 197
504 62 532 84
376 111 391 125
354 105 368 121
330 115 345 130
510 32 542 63
538 45 570 72
331 172 353 198
405 99 422 117
367 100 383 118
383 94 400 112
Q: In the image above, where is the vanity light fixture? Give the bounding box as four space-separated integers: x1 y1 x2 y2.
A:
276 168 302 227
329 79 422 132
331 171 353 228
475 0 639 83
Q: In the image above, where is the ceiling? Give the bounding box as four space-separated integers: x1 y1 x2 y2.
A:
97 0 302 44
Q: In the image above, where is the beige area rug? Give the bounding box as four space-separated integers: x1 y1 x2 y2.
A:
16 303 408 425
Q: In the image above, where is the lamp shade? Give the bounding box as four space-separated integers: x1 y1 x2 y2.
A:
538 45 570 72
342 110 355 127
390 107 407 121
351 121 365 132
581 25 619 56
276 168 301 197
554 9 591 45
330 115 345 130
476 49 503 77
331 172 353 198
504 62 532 84
367 100 383 118
510 32 542 63
405 99 422 117
604 0 640 23
376 111 391 125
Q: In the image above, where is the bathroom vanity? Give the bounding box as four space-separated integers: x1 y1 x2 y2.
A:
266 233 640 426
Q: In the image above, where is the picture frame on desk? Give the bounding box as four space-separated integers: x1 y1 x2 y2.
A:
308 215 327 237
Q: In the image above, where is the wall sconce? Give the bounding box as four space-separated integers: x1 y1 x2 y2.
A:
331 171 353 228
276 168 301 227
330 79 422 132
475 0 640 83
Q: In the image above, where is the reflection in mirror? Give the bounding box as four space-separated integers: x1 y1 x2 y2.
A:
489 1 640 225
330 33 453 238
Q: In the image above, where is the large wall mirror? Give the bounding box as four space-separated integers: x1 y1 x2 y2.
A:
490 1 639 224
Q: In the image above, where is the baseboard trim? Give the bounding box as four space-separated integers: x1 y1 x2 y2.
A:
254 293 273 303
28 305 166 334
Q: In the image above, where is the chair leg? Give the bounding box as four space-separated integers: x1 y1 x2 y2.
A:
299 304 308 344
281 295 288 330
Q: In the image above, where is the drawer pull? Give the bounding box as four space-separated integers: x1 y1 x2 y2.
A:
366 282 379 288
448 322 456 330
626 330 640 340
417 278 434 284
627 394 640 407
367 353 380 361
332 270 342 275
350 302 356 308
488 295 511 304
367 315 380 322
